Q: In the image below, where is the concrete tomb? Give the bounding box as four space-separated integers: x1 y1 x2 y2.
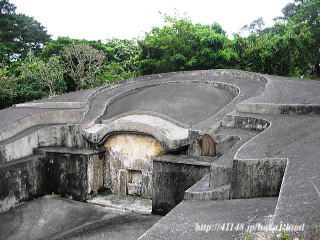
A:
0 69 320 239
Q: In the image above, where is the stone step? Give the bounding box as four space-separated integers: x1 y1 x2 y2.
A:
87 194 152 215
184 174 230 200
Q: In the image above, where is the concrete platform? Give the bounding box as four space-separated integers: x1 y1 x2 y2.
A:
139 198 277 240
0 196 161 240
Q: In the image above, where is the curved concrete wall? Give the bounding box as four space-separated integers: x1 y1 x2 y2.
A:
0 124 90 163
100 81 239 122
81 68 262 128
237 103 320 116
223 114 287 199
81 114 190 150
0 109 85 142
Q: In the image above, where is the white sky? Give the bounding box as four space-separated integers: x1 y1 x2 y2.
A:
11 0 290 41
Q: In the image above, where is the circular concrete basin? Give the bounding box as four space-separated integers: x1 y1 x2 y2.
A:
101 82 236 125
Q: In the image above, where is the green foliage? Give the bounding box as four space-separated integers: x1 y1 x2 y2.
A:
0 0 50 63
138 17 236 74
62 43 105 90
41 37 107 59
241 17 266 35
233 24 304 76
269 0 320 77
0 66 17 108
93 62 137 87
20 53 66 96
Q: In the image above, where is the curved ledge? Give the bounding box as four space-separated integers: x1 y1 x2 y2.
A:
101 111 190 129
81 69 266 128
14 102 87 109
122 69 268 86
223 114 287 199
81 114 190 150
99 81 239 124
237 103 320 115
0 109 85 142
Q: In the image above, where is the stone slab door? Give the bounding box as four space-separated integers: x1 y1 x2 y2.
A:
104 133 165 199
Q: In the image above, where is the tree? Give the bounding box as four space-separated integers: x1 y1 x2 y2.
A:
138 17 236 74
20 53 66 96
0 0 51 63
0 66 17 108
41 37 107 59
105 38 141 72
280 0 320 77
241 17 266 35
233 23 309 77
62 43 105 90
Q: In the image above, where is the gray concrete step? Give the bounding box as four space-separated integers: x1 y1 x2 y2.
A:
184 174 230 201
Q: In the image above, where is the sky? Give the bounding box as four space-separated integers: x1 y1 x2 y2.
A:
11 0 290 41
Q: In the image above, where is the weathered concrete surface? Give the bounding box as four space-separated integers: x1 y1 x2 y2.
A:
102 82 236 125
139 198 277 240
230 158 287 199
237 74 320 115
0 124 91 163
88 194 152 214
45 148 105 201
209 127 259 188
184 174 230 201
104 133 165 198
0 109 85 142
1 69 320 239
0 147 107 212
152 155 210 215
230 113 320 238
0 154 48 213
0 196 161 240
82 114 189 150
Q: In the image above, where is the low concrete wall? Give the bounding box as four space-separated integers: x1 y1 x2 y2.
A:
122 69 268 86
230 158 287 199
0 124 91 163
0 155 49 213
210 163 232 188
223 114 270 131
237 103 320 116
46 148 105 201
0 147 105 212
152 155 210 215
15 102 87 109
0 109 85 142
